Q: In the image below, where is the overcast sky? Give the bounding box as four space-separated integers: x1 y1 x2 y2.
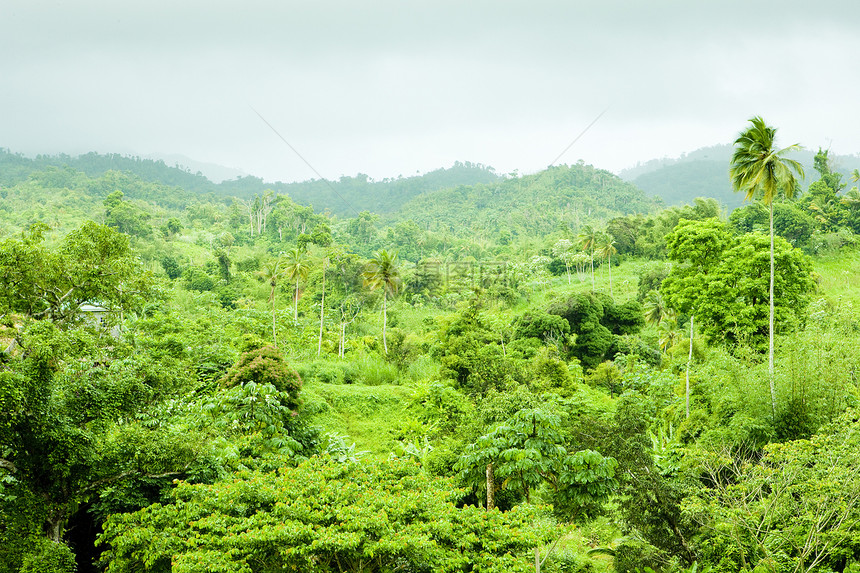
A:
2 1 859 183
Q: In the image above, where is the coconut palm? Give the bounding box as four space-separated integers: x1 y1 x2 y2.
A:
362 250 401 354
284 247 310 322
643 290 672 326
730 116 804 414
657 315 680 354
597 235 617 295
576 225 599 291
841 187 860 207
317 256 328 357
256 257 286 347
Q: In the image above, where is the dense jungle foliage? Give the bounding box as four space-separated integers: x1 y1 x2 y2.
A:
3 140 860 573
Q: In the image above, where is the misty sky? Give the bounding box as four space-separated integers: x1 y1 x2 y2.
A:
2 1 859 183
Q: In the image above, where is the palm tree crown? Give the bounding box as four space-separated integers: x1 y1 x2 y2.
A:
576 225 599 291
284 247 310 321
730 116 804 204
256 258 286 347
362 250 401 354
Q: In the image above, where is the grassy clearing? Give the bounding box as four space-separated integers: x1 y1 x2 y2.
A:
303 380 416 455
812 248 860 307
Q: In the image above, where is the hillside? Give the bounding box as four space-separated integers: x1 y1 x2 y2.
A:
622 144 860 210
4 139 860 573
0 150 499 216
391 162 663 240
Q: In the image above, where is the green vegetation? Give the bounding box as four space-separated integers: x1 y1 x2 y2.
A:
3 126 860 573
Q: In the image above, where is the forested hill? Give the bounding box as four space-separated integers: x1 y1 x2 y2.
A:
0 149 499 216
389 162 663 239
621 144 860 211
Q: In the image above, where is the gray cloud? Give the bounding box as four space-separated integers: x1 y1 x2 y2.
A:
2 1 859 182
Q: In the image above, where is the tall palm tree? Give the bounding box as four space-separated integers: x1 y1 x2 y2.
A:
284 247 310 322
730 116 804 414
362 250 401 354
317 256 328 357
643 290 671 326
256 257 286 347
597 235 617 296
576 225 599 291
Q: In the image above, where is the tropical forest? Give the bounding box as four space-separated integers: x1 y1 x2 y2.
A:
5 117 860 573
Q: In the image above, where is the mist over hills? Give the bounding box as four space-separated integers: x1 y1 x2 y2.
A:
6 142 859 234
621 144 860 211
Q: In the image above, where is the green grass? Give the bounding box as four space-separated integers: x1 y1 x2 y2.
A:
303 380 417 455
812 248 860 306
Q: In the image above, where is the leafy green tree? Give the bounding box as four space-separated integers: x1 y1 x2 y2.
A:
362 249 401 354
660 218 732 316
548 293 643 370
160 217 182 239
455 408 617 518
283 247 310 322
436 298 521 394
730 116 805 410
212 345 307 457
159 255 182 280
730 201 815 247
663 220 814 357
103 190 152 237
0 323 200 570
214 248 231 282
686 413 860 572
0 221 155 326
100 457 552 573
574 395 697 567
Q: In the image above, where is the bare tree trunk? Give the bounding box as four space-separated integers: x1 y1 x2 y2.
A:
318 261 326 357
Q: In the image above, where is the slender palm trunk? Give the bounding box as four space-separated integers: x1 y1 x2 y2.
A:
590 252 595 292
294 279 299 321
382 294 388 354
317 264 326 357
270 285 277 347
768 204 776 416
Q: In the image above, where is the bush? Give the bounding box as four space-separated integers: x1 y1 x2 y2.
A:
20 539 76 573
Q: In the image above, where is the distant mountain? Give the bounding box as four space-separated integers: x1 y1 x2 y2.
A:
242 161 501 216
0 150 500 216
390 162 663 240
143 153 249 183
621 144 860 211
